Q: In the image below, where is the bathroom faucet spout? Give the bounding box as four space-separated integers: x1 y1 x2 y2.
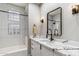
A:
47 29 54 41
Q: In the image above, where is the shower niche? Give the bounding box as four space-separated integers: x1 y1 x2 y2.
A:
47 7 62 37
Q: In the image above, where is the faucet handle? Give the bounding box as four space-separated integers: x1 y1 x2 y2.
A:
48 29 52 34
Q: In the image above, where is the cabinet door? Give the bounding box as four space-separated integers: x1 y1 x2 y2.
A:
40 46 54 56
54 51 65 56
31 40 40 56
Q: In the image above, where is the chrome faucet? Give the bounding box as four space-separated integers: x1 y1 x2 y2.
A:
47 29 54 41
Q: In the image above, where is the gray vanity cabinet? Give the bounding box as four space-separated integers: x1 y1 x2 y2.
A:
40 45 54 56
31 40 54 56
31 40 64 56
31 40 41 56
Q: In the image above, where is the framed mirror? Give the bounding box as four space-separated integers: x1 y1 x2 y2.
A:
47 7 62 37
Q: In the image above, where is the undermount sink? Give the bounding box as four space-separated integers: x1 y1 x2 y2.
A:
53 39 69 43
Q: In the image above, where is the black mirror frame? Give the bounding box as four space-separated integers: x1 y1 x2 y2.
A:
46 7 62 38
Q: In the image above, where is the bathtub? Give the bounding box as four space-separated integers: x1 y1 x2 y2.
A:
0 45 27 56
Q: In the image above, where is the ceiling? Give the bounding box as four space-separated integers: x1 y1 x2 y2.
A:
11 3 27 8
11 3 42 8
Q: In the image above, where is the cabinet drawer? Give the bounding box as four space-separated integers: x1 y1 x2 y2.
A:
31 40 38 45
31 40 40 48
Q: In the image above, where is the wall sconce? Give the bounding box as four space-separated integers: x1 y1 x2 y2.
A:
40 17 44 23
40 19 44 23
72 5 79 14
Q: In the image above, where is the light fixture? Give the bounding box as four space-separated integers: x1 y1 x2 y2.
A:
40 17 44 23
72 5 79 14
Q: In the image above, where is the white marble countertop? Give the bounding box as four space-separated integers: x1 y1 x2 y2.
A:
30 37 79 56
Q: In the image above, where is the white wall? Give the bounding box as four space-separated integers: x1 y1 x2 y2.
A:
0 3 27 48
29 3 41 36
27 3 41 55
40 3 79 41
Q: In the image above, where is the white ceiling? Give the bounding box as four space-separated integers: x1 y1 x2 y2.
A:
11 3 42 8
11 3 27 8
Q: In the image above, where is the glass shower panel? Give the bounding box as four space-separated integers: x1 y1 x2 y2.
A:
0 10 27 48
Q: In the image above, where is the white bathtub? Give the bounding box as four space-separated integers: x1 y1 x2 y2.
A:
0 45 27 56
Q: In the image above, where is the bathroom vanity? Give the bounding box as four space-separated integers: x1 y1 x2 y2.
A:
30 7 79 56
31 39 64 56
30 37 79 56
